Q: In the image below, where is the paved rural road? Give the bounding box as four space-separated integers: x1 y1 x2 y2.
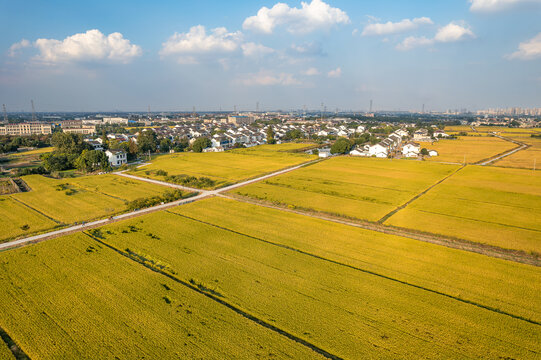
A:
478 135 529 166
0 160 319 251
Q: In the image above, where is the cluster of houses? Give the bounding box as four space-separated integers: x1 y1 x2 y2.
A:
77 117 450 166
349 127 444 159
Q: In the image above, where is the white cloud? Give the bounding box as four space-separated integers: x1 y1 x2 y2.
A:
303 67 320 75
243 0 350 34
362 17 433 36
434 22 475 43
327 67 341 78
239 71 301 86
8 39 31 57
396 22 475 50
507 32 541 60
241 42 275 57
160 26 242 58
34 30 141 64
396 36 434 50
469 0 541 12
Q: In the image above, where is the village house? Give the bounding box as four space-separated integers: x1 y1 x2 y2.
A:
105 149 127 166
402 142 421 158
369 143 388 158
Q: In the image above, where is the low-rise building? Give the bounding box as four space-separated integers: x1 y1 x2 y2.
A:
105 149 127 166
0 122 53 136
402 142 421 158
227 115 255 125
63 125 96 135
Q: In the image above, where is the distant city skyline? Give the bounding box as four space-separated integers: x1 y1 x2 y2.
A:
1 0 540 112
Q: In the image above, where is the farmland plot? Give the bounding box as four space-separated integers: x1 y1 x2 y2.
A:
385 165 541 253
128 143 316 189
494 135 541 169
0 235 325 359
232 157 460 221
93 206 540 359
0 174 182 242
0 342 14 360
419 136 516 164
0 197 58 240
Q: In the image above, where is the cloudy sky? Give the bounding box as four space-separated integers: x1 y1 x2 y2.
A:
1 0 540 112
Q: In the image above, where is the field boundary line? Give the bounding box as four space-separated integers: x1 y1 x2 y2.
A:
0 325 30 360
377 166 465 223
9 196 62 224
415 209 541 233
220 194 541 266
166 211 541 327
476 135 529 166
82 231 344 360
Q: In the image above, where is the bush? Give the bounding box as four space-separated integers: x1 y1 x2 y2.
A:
165 174 216 189
126 189 187 211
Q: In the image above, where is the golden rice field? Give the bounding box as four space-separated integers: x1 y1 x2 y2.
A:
0 235 320 359
494 135 541 169
0 174 176 242
419 136 517 164
1 147 53 168
78 199 541 359
0 342 14 360
128 143 316 189
385 165 541 253
5 147 54 158
170 197 541 322
232 157 460 221
474 127 541 135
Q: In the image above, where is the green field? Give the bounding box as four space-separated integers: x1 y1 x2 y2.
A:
419 136 516 164
0 235 321 359
0 174 184 242
76 199 541 359
232 157 460 221
128 143 316 189
385 165 541 253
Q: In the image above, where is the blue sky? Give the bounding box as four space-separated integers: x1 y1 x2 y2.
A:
0 0 540 112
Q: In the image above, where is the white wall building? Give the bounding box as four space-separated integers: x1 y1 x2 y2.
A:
402 142 421 158
105 149 127 166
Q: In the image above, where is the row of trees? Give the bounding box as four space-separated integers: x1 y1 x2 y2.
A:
0 134 51 154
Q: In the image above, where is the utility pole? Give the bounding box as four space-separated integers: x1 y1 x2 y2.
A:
2 104 7 123
31 100 36 121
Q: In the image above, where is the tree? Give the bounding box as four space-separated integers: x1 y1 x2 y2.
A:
266 127 276 144
159 138 172 153
192 137 211 152
330 138 353 154
420 148 429 156
42 153 71 171
284 129 302 140
51 132 88 155
173 137 189 152
75 150 111 173
127 139 138 159
137 130 158 153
